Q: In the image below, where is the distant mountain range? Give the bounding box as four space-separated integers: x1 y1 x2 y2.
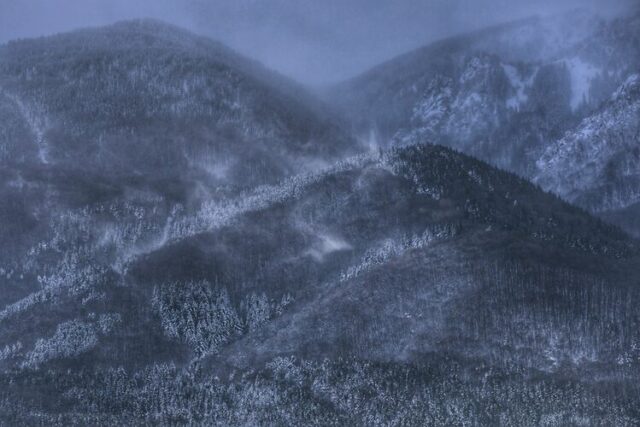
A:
329 9 640 236
1 12 640 425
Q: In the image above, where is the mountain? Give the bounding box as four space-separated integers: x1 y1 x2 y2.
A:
2 19 640 425
1 139 639 424
0 19 356 189
0 19 356 373
328 9 640 234
535 74 640 236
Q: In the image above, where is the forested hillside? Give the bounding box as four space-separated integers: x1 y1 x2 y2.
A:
1 16 640 425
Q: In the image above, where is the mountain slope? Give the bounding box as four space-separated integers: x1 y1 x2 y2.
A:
328 9 640 229
0 19 356 188
1 143 639 424
535 74 640 235
0 19 357 353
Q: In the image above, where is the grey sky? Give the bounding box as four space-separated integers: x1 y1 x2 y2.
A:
0 0 635 85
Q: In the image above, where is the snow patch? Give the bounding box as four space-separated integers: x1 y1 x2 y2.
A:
340 225 457 282
460 56 491 84
564 57 601 111
413 86 452 124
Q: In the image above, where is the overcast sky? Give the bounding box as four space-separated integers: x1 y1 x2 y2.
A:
0 0 635 84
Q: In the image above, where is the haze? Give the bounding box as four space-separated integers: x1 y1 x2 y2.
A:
0 0 635 85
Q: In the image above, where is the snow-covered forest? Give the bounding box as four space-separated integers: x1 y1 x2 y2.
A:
0 4 640 425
